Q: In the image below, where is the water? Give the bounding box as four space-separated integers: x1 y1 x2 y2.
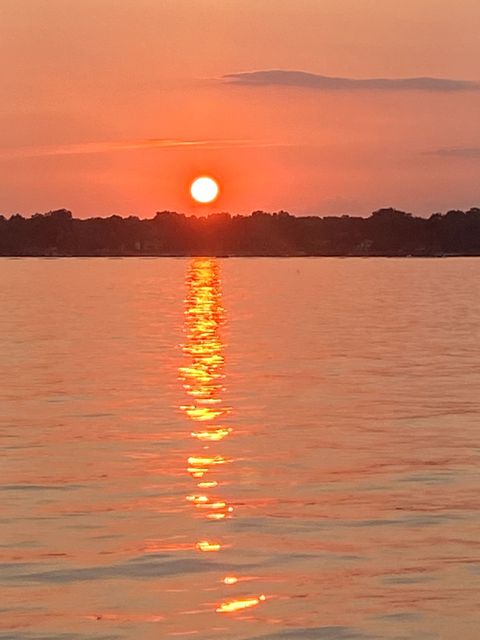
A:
1 257 480 640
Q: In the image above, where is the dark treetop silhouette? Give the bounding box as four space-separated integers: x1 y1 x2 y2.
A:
1 208 480 257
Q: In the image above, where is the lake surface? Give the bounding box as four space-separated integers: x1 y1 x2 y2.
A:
1 257 480 640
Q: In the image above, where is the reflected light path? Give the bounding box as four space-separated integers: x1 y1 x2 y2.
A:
180 259 233 531
179 258 266 614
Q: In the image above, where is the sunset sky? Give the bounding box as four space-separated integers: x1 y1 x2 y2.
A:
1 0 479 217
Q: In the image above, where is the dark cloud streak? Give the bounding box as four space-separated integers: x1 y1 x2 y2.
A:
223 70 480 92
430 147 480 158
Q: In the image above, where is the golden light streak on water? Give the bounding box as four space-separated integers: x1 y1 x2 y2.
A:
195 541 221 552
191 427 232 441
181 260 231 556
187 467 208 478
216 595 266 613
185 495 209 503
187 455 227 466
180 258 260 616
181 405 227 421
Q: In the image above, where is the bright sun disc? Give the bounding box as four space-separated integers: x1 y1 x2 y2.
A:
190 176 219 204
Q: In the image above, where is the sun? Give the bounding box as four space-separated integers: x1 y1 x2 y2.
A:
190 176 219 204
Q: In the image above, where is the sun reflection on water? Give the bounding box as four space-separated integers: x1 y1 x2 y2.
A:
216 595 266 613
179 258 266 615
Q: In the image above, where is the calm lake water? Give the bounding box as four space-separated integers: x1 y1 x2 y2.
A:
1 258 480 640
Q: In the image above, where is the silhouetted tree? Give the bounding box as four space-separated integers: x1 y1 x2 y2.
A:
1 207 479 256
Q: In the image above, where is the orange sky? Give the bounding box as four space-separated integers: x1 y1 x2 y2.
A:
1 0 479 217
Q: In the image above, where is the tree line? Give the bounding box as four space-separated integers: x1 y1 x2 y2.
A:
1 207 480 256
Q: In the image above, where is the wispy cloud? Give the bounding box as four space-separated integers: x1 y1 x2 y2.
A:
223 69 480 92
0 137 282 160
429 147 480 158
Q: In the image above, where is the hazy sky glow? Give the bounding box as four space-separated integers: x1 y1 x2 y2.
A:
1 0 479 217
